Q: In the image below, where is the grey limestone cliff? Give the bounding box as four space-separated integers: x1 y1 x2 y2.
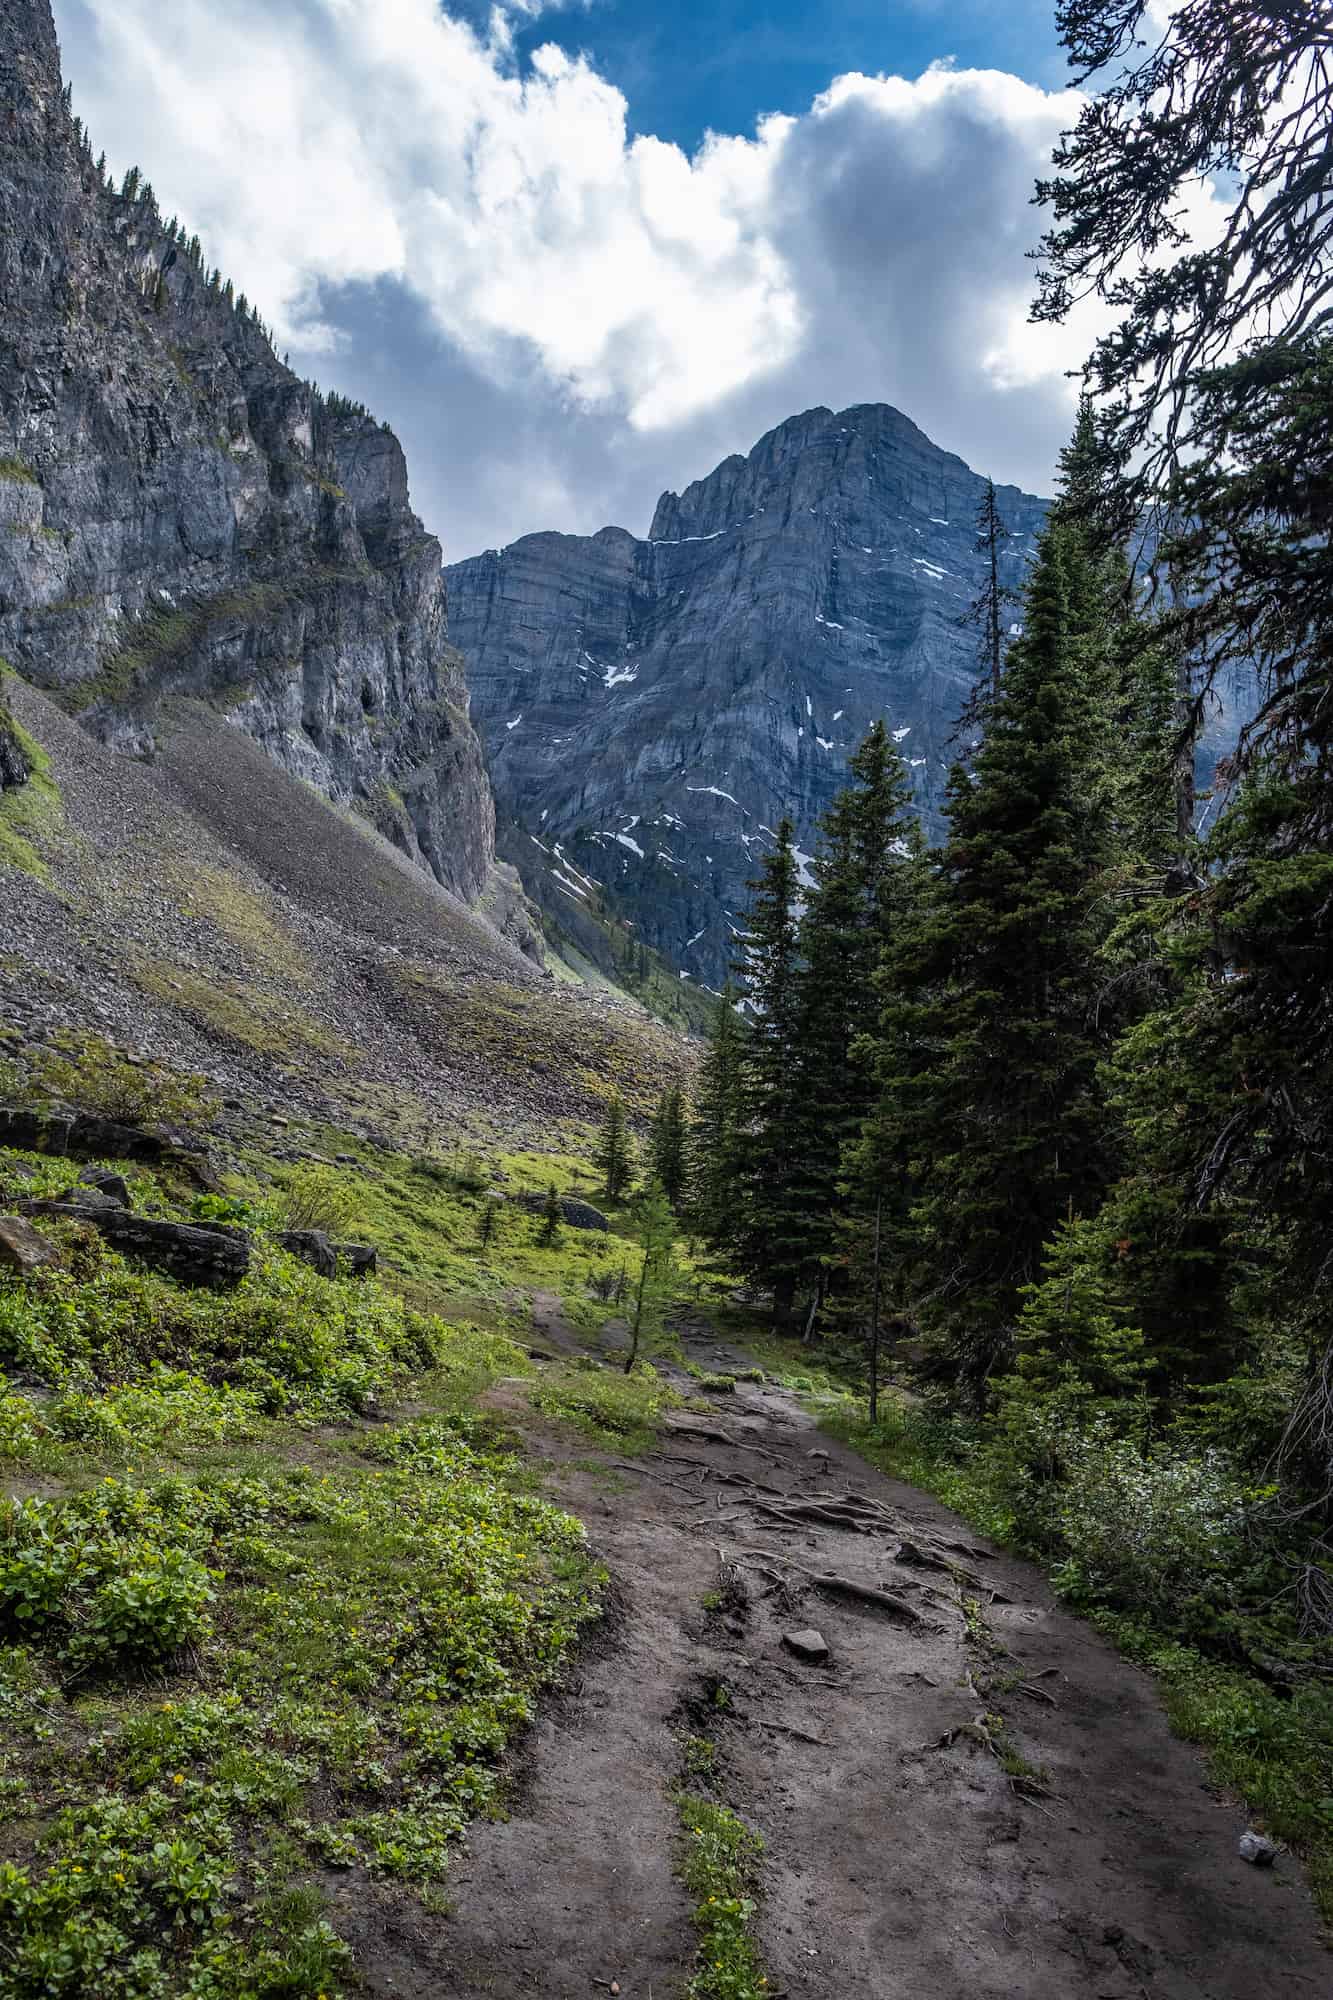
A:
0 0 514 923
447 403 1048 988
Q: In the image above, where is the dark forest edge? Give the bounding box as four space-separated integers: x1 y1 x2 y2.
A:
662 0 1333 1913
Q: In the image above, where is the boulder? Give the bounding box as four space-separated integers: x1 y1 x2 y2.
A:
277 1233 378 1279
276 1229 337 1278
336 1242 378 1279
0 1214 61 1275
76 1166 132 1207
17 1201 249 1286
1238 1832 1278 1867
514 1191 610 1232
0 1108 217 1188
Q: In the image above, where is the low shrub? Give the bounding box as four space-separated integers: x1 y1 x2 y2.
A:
1 1032 218 1131
0 1482 215 1671
272 1163 362 1237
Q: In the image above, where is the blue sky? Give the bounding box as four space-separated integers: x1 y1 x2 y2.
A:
55 0 1094 553
495 0 1067 152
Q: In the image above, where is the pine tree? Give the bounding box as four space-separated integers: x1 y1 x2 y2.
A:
845 821 942 1378
538 1183 562 1248
731 818 807 1322
793 723 917 1313
691 983 745 1249
904 510 1120 1395
594 1092 633 1206
648 1086 688 1210
478 1196 500 1248
962 478 1016 719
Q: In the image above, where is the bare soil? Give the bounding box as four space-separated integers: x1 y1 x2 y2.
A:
372 1313 1331 2000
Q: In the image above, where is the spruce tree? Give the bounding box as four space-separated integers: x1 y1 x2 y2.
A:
594 1092 633 1206
845 821 942 1375
648 1086 688 1211
538 1183 562 1248
906 513 1119 1395
691 983 745 1250
793 724 916 1310
731 819 806 1322
961 478 1016 721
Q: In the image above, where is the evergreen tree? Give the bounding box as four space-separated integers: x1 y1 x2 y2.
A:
477 1196 500 1248
845 822 942 1376
793 724 916 1310
120 165 140 202
961 478 1016 720
691 983 745 1249
648 1086 688 1210
904 512 1120 1395
538 1183 562 1248
731 819 806 1321
594 1092 633 1205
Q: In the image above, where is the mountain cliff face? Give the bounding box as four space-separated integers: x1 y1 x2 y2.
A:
0 0 520 928
446 403 1048 988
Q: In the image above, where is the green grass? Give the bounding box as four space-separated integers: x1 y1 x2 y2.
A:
0 458 38 486
674 1791 770 2000
0 698 62 883
530 1360 680 1452
0 1149 605 1997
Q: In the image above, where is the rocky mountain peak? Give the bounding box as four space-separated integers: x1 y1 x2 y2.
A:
447 404 1050 990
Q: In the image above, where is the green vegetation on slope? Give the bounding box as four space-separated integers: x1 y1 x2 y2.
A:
0 668 62 883
0 1140 606 1999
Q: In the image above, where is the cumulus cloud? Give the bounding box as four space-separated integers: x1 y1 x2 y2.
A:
51 0 1158 550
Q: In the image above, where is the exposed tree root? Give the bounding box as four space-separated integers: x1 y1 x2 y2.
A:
732 1546 931 1626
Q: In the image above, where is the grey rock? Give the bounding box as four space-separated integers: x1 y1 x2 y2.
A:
276 1229 337 1278
782 1628 830 1664
276 1231 377 1279
76 1167 132 1207
513 1191 609 1231
17 1199 248 1285
0 1213 61 1274
336 1241 377 1279
0 1 500 917
1238 1832 1278 1867
0 1106 213 1184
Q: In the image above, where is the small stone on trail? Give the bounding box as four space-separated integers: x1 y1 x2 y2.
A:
807 1447 830 1460
1238 1831 1278 1866
783 1628 830 1663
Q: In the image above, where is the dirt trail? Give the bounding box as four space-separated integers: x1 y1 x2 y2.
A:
375 1315 1331 1998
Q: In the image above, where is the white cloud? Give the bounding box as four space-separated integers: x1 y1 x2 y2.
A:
52 0 1210 548
57 0 801 415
